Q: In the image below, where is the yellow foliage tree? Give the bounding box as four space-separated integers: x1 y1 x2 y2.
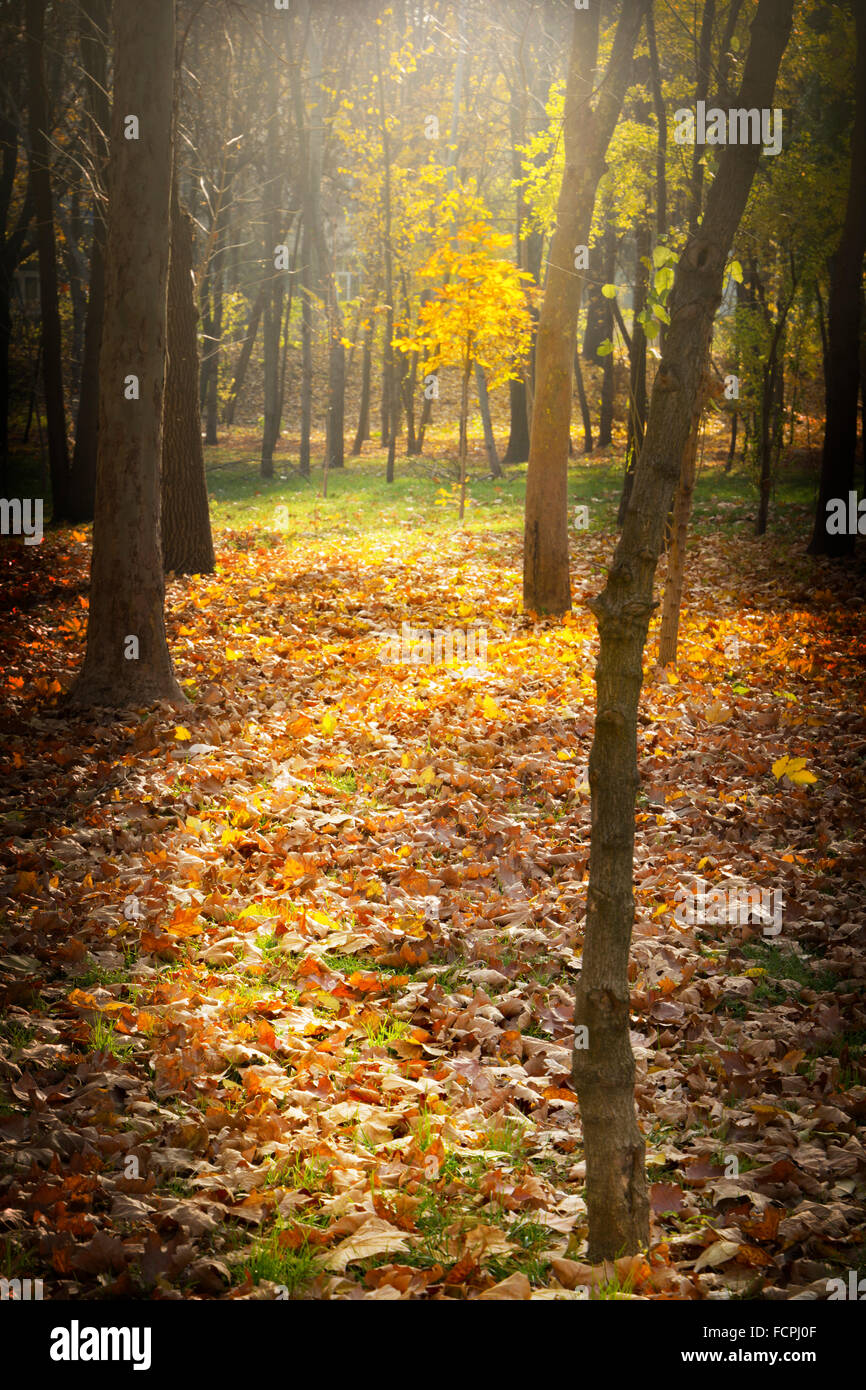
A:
395 221 532 521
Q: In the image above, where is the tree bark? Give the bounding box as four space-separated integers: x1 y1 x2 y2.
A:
351 309 374 455
573 0 794 1262
808 2 866 556
657 372 707 666
223 287 264 426
69 0 184 710
26 0 70 521
475 362 500 477
0 111 35 491
523 1 645 617
161 180 215 575
71 0 110 523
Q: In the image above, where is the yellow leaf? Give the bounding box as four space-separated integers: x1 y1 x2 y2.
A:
482 694 504 720
321 711 337 736
788 768 817 785
174 726 191 741
418 766 436 784
225 647 242 661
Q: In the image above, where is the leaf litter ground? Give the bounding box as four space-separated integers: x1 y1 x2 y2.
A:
1 504 865 1301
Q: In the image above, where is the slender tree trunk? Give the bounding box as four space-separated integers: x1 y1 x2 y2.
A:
598 229 616 448
298 234 313 478
657 373 707 665
0 115 35 492
618 222 650 526
70 0 110 522
69 0 184 710
574 348 593 454
26 0 70 521
573 0 793 1262
475 362 500 476
161 180 215 575
808 2 866 556
352 310 374 455
458 343 472 523
523 2 645 616
375 34 397 483
223 287 264 425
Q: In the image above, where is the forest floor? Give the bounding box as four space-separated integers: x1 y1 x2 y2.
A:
1 438 865 1301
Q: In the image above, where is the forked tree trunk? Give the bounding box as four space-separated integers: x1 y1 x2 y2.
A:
69 0 184 710
161 181 215 575
573 0 794 1261
656 372 708 666
523 1 646 617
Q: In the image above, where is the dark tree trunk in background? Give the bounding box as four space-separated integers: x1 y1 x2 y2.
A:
298 226 313 478
523 1 646 617
71 0 110 522
618 222 650 526
69 0 184 709
809 2 866 557
475 363 500 476
574 349 593 454
573 0 793 1261
0 109 35 491
261 53 283 479
352 310 374 455
224 287 263 426
202 216 225 446
161 181 214 575
26 0 70 521
503 377 530 463
598 228 616 449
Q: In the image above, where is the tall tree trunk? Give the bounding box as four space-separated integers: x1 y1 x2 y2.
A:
261 55 284 479
598 228 617 448
351 310 374 455
161 180 214 575
618 222 650 526
26 0 70 521
298 230 313 479
69 0 184 710
203 218 225 445
523 1 645 616
71 0 110 523
223 287 264 425
375 33 398 483
458 342 472 523
808 2 866 557
0 115 35 492
657 372 707 666
573 0 793 1261
574 348 593 454
475 362 500 477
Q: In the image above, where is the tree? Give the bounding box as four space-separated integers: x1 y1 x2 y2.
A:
26 0 70 521
395 217 531 523
809 2 866 557
71 0 111 523
573 0 794 1261
522 0 646 618
161 175 215 576
69 0 183 710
